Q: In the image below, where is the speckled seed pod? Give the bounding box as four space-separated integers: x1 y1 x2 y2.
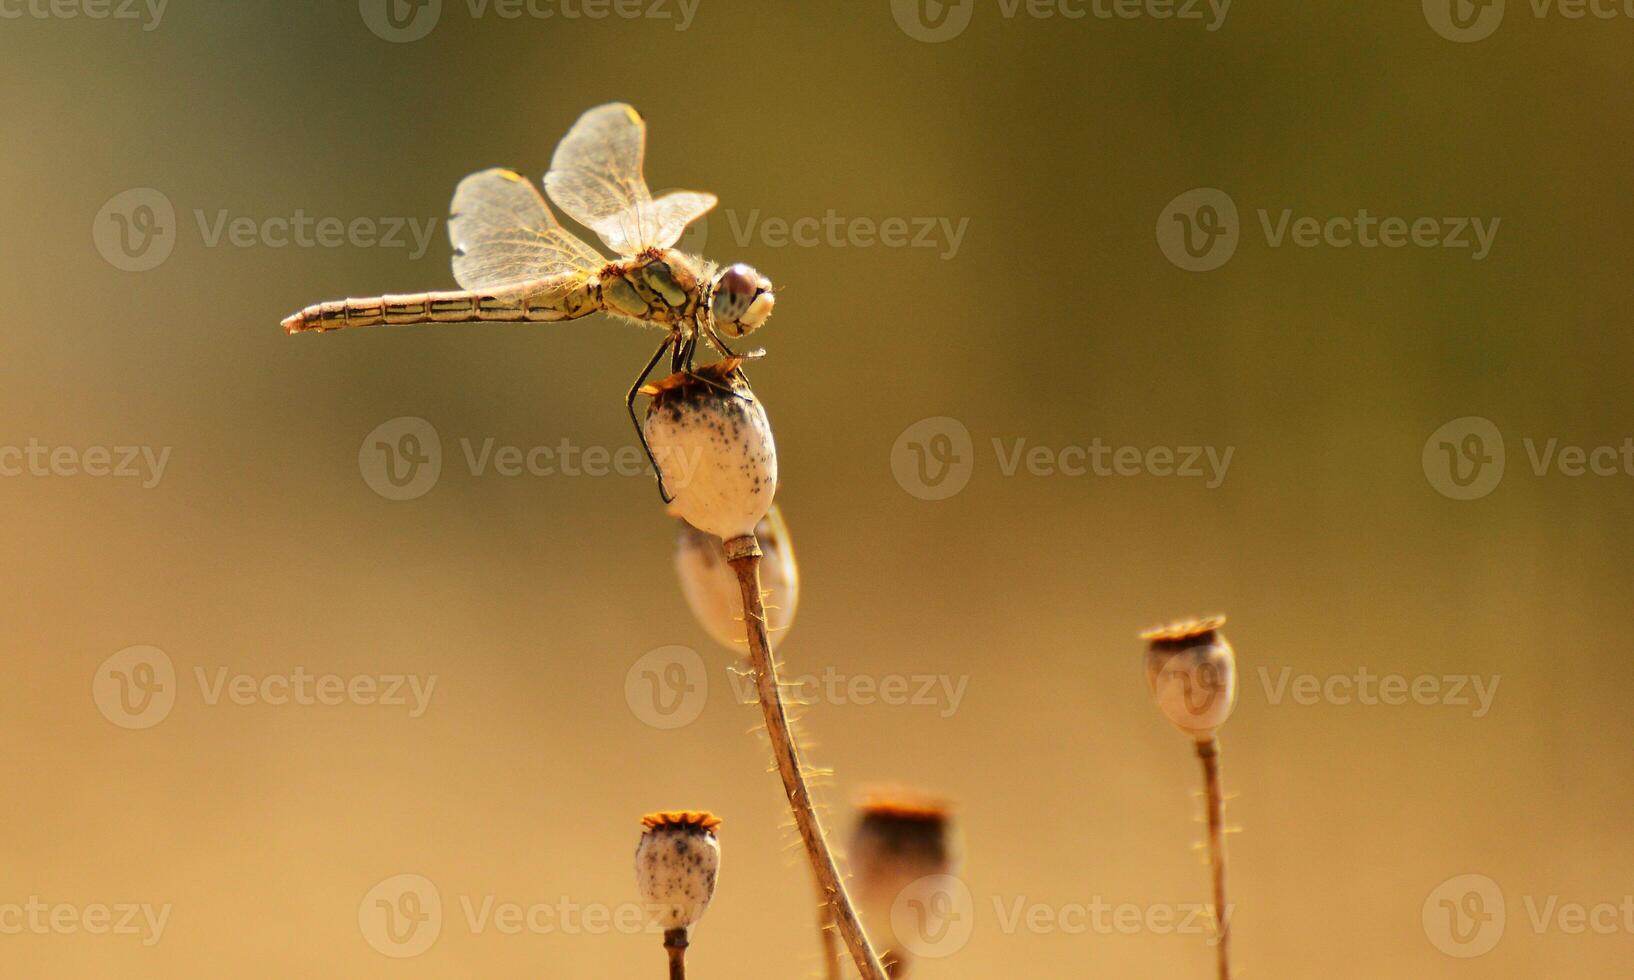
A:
635 811 721 932
850 793 956 976
675 505 800 652
1141 616 1237 740
643 363 777 542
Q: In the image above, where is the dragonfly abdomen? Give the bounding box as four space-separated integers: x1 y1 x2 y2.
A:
282 278 598 334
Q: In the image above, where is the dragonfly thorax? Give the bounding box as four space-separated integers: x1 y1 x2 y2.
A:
596 248 709 331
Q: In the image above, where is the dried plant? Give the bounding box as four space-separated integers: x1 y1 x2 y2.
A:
849 791 958 978
635 811 722 980
675 504 840 977
646 363 888 979
1143 615 1240 980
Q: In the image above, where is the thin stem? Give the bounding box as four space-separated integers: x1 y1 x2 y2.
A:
725 535 889 980
1195 737 1231 980
817 891 842 980
664 927 688 980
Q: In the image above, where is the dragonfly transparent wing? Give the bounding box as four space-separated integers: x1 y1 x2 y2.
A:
448 168 606 290
544 103 716 256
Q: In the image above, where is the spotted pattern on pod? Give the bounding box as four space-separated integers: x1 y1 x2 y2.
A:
644 366 777 541
635 817 721 931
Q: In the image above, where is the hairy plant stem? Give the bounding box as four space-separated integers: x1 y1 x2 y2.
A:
818 894 842 980
664 927 688 980
1196 737 1231 980
725 534 888 980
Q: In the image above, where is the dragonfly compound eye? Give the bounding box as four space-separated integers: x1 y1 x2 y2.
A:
711 263 773 338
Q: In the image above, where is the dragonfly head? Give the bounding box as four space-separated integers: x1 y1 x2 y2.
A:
709 262 775 338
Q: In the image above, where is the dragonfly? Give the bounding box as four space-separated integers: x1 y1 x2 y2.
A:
281 102 776 500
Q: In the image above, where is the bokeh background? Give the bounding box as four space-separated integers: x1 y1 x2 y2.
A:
3 0 1632 976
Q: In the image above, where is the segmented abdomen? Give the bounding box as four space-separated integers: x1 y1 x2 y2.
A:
281 277 598 334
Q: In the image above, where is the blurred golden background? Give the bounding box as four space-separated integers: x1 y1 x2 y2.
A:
3 0 1632 975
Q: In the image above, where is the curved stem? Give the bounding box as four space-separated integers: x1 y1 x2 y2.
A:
725 534 888 980
1195 737 1231 980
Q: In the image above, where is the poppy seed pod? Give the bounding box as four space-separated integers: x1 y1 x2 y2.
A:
635 811 721 933
675 505 800 651
643 362 777 542
850 793 957 976
1141 616 1237 740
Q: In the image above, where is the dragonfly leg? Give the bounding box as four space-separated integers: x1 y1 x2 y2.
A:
707 328 738 359
698 325 760 400
672 334 698 373
628 336 676 504
705 325 766 368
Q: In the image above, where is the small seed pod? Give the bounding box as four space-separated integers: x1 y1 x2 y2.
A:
643 362 777 541
850 792 957 977
675 504 800 652
1141 615 1237 740
635 811 722 933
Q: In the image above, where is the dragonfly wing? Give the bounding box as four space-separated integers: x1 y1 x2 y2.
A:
641 190 717 250
547 102 695 256
448 168 605 291
583 190 718 253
